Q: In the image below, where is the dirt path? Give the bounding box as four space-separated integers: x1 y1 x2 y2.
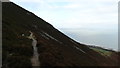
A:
28 31 40 67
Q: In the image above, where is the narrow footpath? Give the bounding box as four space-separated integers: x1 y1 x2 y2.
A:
28 31 40 67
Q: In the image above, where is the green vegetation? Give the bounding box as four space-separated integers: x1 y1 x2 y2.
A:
90 47 112 57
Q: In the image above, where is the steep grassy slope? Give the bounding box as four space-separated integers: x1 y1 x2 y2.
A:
2 2 118 68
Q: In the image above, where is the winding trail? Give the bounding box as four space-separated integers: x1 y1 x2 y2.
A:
28 31 40 67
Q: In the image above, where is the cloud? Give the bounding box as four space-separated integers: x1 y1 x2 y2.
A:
10 0 118 50
10 0 41 2
63 4 80 9
10 0 118 29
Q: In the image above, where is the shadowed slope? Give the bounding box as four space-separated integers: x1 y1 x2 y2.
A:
2 2 118 68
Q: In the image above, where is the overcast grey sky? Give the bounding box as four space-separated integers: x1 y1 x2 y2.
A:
10 0 118 51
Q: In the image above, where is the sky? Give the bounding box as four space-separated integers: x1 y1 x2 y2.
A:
10 0 118 51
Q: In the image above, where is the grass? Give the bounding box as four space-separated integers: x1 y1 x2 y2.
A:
90 47 112 57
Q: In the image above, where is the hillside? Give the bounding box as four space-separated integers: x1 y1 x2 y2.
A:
2 2 118 68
